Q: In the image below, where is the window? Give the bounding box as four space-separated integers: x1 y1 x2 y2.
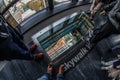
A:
32 12 94 61
3 11 18 27
4 0 14 6
0 0 6 12
53 17 66 32
67 13 78 24
53 23 64 32
0 0 15 13
45 30 82 60
38 19 85 60
54 0 71 5
42 27 82 60
5 0 47 24
37 31 50 43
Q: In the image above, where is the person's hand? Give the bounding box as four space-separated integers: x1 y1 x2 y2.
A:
58 65 64 74
100 10 107 15
47 64 53 74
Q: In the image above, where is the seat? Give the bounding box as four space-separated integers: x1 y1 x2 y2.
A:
90 14 117 43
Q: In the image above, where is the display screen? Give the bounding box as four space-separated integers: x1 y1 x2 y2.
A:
32 12 94 61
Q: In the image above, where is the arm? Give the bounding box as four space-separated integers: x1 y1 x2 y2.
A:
90 0 96 11
57 74 64 80
37 73 52 80
38 64 53 80
57 65 64 80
